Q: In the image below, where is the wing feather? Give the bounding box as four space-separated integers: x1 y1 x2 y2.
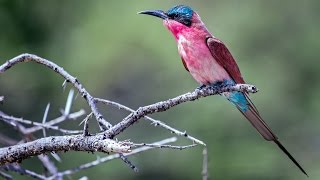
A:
206 37 245 84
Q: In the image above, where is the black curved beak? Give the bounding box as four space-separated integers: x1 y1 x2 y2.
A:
138 10 168 20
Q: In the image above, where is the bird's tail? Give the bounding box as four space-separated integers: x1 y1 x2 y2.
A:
223 91 308 176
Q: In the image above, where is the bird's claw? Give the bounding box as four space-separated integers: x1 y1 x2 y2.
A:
196 84 207 91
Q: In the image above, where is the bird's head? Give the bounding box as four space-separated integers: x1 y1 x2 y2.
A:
139 5 206 39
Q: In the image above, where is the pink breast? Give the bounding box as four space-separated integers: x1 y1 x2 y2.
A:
177 35 230 85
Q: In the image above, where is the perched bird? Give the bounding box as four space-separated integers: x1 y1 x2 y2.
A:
139 5 307 176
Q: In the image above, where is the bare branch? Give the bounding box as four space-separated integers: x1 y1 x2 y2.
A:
0 113 82 134
96 98 206 145
104 83 257 138
50 137 177 179
0 53 112 130
0 135 131 165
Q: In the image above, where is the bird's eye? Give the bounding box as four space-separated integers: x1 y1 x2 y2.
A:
168 13 179 19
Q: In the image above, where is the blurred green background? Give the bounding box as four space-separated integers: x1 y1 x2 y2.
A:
0 0 319 179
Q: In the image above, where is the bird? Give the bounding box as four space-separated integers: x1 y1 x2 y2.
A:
138 5 307 176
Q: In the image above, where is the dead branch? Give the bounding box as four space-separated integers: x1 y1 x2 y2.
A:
0 135 131 165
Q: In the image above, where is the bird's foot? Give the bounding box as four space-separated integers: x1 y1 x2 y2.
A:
207 81 232 95
209 81 233 90
208 81 222 89
196 84 207 91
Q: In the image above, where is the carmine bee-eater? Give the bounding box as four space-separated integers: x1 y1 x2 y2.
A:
139 5 307 176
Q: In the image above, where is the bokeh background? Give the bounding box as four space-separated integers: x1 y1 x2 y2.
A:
0 0 319 179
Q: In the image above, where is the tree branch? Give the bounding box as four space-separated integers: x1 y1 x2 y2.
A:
0 135 131 165
104 83 258 138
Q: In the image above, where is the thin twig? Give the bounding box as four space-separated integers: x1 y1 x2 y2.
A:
0 111 28 134
1 164 46 180
0 53 112 130
50 153 62 163
202 148 209 180
81 113 93 136
24 109 86 134
119 154 139 172
0 170 12 180
132 143 197 150
64 89 74 116
49 137 178 179
42 103 51 137
38 155 58 176
0 113 82 134
95 98 206 145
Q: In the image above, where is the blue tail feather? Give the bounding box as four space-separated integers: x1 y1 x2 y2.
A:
211 79 249 112
227 92 248 112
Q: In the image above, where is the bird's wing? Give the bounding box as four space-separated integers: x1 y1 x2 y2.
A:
206 37 245 84
206 37 261 111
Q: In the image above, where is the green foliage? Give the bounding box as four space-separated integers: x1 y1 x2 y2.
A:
0 0 319 179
